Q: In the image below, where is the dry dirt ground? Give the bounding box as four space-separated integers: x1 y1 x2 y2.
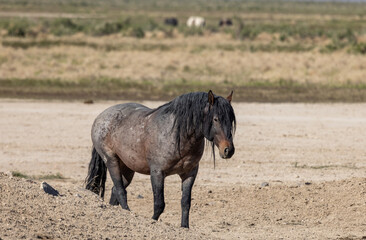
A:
0 98 366 239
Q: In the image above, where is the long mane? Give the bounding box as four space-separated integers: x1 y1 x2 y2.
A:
147 92 236 153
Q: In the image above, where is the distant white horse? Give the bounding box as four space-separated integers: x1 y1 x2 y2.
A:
187 16 205 27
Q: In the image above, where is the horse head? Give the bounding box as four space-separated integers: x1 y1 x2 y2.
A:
203 90 236 159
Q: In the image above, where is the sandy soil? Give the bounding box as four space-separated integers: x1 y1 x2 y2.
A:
0 99 366 239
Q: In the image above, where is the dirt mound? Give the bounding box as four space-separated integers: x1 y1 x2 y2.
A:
0 172 214 239
1 172 366 239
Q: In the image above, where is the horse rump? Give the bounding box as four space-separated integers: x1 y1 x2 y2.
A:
85 147 107 198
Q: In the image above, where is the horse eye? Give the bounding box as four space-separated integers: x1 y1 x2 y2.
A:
214 117 218 122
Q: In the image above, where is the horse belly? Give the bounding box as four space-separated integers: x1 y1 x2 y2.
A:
112 129 150 175
117 150 150 175
117 143 150 174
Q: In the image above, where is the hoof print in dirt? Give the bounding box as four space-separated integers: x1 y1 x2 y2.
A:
40 181 60 196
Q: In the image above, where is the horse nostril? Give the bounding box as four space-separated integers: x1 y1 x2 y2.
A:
224 147 229 156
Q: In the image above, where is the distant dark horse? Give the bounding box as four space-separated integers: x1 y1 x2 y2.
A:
219 18 233 27
164 17 178 26
85 90 236 228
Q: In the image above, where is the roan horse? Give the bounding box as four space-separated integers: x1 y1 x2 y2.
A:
85 90 236 228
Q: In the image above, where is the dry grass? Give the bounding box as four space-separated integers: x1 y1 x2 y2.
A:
1 34 366 86
1 0 366 102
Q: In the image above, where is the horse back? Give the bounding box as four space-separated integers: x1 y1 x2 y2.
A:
92 103 149 139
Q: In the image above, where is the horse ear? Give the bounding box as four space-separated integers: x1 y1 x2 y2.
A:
227 90 233 104
208 90 214 106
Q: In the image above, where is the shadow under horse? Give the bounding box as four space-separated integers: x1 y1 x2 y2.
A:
85 90 236 228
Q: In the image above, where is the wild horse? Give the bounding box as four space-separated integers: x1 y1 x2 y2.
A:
85 90 236 228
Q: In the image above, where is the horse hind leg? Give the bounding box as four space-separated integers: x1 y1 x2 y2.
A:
110 163 135 206
109 186 119 206
104 153 133 210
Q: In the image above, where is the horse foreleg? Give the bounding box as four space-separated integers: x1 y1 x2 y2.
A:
179 166 199 228
150 168 165 220
106 157 130 211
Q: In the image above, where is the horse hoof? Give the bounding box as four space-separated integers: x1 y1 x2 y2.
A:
122 206 131 211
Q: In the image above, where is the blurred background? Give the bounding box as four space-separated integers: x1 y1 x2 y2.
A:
1 0 366 102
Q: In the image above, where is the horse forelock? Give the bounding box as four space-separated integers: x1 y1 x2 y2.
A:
214 96 236 138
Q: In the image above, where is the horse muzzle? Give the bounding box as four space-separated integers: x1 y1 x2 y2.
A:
219 144 235 159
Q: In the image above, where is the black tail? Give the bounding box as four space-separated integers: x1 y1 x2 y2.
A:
85 147 107 199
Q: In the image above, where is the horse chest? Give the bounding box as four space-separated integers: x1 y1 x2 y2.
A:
163 143 204 176
180 155 201 169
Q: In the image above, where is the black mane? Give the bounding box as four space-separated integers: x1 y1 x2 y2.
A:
148 92 236 152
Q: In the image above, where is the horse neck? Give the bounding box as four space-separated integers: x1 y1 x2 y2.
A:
178 130 205 157
152 100 206 153
183 130 205 146
175 111 207 155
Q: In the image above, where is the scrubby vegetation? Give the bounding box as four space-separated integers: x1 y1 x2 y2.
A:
11 171 65 180
1 15 366 55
